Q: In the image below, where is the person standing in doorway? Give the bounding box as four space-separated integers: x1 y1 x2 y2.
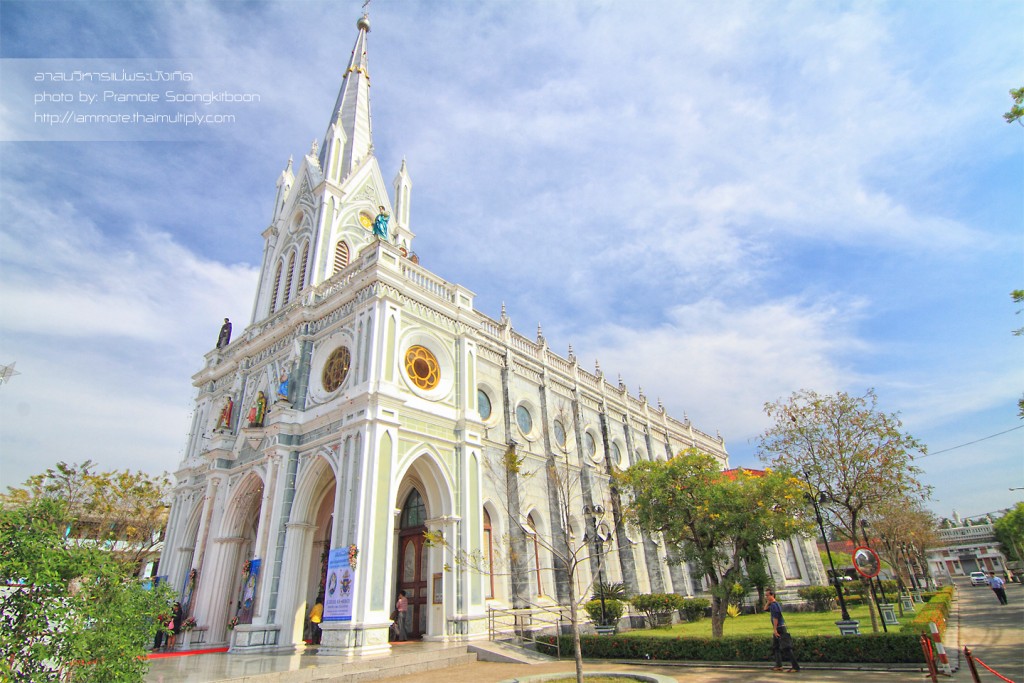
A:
396 589 409 641
766 589 800 673
166 602 183 650
989 572 1009 605
308 594 324 644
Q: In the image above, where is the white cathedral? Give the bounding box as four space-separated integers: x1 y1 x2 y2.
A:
159 14 825 656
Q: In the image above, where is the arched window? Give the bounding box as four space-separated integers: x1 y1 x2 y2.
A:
298 242 309 292
400 489 425 529
527 514 543 597
484 509 494 599
269 261 283 314
333 241 350 274
282 252 296 305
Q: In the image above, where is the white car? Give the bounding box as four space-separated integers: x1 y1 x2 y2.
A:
970 571 988 586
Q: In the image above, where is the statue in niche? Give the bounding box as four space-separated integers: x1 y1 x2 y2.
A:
247 391 267 428
276 369 290 402
216 318 232 349
215 396 234 431
372 205 390 240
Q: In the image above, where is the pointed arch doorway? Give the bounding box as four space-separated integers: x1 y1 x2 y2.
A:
396 488 427 640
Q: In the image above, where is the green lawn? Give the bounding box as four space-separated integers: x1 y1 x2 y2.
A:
620 605 878 638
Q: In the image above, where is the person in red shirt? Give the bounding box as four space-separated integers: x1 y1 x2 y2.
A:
396 590 409 640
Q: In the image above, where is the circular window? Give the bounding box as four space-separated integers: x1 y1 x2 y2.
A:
553 420 566 448
405 345 440 390
322 346 352 392
585 432 597 458
516 405 533 434
612 443 624 468
358 212 374 229
478 389 492 420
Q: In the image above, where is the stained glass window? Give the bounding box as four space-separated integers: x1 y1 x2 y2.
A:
405 346 440 390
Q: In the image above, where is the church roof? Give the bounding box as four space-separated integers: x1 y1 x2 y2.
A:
319 14 374 179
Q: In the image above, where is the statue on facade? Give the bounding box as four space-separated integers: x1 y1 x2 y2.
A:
276 370 290 402
217 318 232 349
247 391 267 428
372 205 390 240
215 395 234 431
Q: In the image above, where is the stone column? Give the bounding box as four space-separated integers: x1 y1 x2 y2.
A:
274 521 318 651
202 536 246 645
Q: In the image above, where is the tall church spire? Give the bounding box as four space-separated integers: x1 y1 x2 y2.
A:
320 14 374 182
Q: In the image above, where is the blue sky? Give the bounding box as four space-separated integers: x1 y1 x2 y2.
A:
0 0 1021 521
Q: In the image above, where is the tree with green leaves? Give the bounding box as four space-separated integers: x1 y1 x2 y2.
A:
616 449 809 638
757 389 929 544
2 460 170 574
1005 87 1024 126
868 495 939 597
0 497 174 682
757 388 929 631
993 502 1024 563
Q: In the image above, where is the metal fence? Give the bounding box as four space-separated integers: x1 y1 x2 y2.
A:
487 605 572 659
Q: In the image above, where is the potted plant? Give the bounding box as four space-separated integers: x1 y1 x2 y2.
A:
584 598 624 635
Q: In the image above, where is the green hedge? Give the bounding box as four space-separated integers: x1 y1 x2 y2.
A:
798 586 836 611
630 593 686 628
901 586 953 637
537 632 924 663
681 598 710 622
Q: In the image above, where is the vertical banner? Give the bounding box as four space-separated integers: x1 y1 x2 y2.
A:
180 568 198 618
237 558 261 623
323 548 353 622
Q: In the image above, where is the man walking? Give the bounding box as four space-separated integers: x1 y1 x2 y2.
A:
766 589 800 673
989 572 1009 605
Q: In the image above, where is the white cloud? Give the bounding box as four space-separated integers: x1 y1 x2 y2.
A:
0 178 257 488
1 0 1020 518
575 296 868 446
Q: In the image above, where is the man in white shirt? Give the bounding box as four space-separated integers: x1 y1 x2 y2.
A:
988 572 1008 605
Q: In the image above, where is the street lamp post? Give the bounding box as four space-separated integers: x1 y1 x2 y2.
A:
859 520 893 630
895 541 923 609
586 506 608 628
803 482 859 635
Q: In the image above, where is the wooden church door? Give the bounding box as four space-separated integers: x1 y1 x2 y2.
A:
397 489 427 639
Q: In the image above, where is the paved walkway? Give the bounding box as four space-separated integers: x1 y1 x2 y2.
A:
148 580 1024 683
953 578 1023 682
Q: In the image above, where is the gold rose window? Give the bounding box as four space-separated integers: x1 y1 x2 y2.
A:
322 346 352 392
405 345 440 390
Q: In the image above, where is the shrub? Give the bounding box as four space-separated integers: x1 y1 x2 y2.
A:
537 632 924 663
584 598 624 626
797 586 837 612
901 586 954 638
681 598 710 622
630 593 686 629
591 580 628 602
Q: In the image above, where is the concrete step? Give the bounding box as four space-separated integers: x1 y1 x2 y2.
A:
216 646 477 683
468 641 557 665
346 653 478 682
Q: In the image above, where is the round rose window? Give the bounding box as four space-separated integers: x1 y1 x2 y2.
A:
322 346 352 392
405 345 440 390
